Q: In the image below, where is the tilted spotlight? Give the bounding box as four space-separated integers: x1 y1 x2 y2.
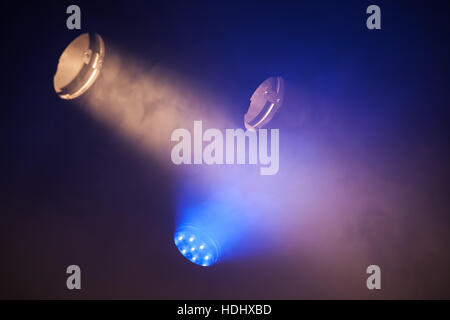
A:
244 76 284 131
54 33 105 100
174 225 220 267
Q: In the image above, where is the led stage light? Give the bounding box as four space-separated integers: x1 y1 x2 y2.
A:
174 225 220 267
54 33 105 100
244 76 284 131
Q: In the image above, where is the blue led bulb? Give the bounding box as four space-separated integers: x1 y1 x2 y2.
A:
174 225 220 267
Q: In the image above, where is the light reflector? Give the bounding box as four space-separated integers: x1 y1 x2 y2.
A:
244 76 284 131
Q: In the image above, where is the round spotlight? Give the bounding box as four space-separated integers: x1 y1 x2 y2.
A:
174 226 219 267
54 33 105 100
244 76 284 131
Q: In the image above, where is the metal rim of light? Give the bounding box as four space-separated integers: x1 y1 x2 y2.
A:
54 33 105 100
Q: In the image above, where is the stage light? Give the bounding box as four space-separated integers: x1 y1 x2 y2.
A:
244 76 284 131
174 225 220 267
54 33 105 100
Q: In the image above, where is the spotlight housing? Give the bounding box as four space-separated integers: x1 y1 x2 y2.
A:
174 225 220 267
54 33 105 100
244 76 284 131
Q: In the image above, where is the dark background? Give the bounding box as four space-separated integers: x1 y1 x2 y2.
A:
1 0 449 299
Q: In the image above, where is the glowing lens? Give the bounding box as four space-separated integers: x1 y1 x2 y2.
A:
174 226 219 267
